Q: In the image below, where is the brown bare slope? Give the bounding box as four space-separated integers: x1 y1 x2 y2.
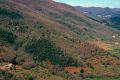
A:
11 0 119 37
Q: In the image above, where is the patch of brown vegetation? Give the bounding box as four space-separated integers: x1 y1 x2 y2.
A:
64 66 88 74
89 41 112 50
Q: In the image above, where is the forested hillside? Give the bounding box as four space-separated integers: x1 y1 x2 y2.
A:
0 0 120 80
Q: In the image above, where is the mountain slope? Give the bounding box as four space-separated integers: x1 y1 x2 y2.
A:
75 6 120 16
75 6 120 30
0 0 120 80
12 0 120 37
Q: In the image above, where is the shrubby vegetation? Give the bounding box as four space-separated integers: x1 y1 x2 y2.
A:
0 70 17 80
25 38 79 67
0 0 6 3
63 12 84 22
3 19 29 33
2 53 16 64
0 28 17 44
23 61 36 70
35 23 44 29
25 74 35 80
18 25 28 32
0 8 22 19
